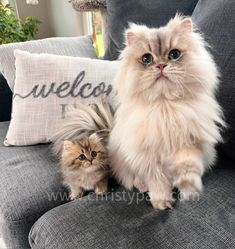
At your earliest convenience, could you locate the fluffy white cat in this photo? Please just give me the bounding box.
[109,15,225,209]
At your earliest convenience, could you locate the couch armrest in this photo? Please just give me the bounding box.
[69,0,106,12]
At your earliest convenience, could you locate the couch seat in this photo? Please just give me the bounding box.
[29,166,235,249]
[0,122,68,249]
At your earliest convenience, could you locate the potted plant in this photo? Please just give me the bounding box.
[0,1,40,44]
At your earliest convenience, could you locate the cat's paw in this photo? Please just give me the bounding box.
[176,173,203,201]
[149,191,174,210]
[134,178,148,192]
[151,199,173,210]
[135,182,148,193]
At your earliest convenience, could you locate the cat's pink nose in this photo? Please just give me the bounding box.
[157,64,167,71]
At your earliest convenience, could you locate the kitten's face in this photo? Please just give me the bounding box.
[119,16,217,102]
[61,133,108,170]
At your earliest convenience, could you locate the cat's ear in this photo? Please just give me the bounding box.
[126,31,137,46]
[63,140,73,151]
[125,23,149,46]
[180,18,192,32]
[125,23,139,46]
[169,15,193,33]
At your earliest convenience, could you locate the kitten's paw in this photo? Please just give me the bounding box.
[69,190,84,200]
[69,193,77,200]
[95,178,108,195]
[151,199,173,210]
[94,186,108,195]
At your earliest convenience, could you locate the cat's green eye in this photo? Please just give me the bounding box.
[78,154,86,161]
[91,151,97,158]
[141,53,153,65]
[168,49,181,60]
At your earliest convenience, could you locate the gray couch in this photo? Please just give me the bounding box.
[0,0,235,248]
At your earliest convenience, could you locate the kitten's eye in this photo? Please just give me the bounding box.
[168,49,181,60]
[141,53,153,65]
[78,154,86,161]
[91,151,97,158]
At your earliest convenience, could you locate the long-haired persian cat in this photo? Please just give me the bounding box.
[109,15,225,209]
[52,100,113,200]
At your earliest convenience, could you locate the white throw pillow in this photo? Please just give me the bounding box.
[4,50,119,146]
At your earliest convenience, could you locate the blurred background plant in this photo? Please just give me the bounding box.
[0,0,40,44]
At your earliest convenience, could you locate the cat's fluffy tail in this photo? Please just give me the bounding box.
[51,99,114,156]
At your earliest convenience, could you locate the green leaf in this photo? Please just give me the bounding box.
[0,1,40,45]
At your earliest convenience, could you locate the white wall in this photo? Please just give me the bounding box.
[12,0,88,38]
[48,0,85,37]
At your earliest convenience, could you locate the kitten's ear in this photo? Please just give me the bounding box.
[63,140,73,151]
[180,18,192,32]
[96,130,109,144]
[89,133,100,143]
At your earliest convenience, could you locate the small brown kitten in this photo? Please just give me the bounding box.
[52,100,113,200]
[61,133,109,199]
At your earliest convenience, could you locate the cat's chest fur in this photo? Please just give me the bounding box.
[116,100,200,156]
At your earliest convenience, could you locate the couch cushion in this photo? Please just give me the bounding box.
[29,166,235,249]
[0,122,68,249]
[104,0,199,60]
[0,36,97,90]
[192,0,235,162]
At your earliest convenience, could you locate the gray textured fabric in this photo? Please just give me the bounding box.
[29,166,235,249]
[0,122,68,249]
[104,0,199,60]
[0,36,97,90]
[192,0,235,162]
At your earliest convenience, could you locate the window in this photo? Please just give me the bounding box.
[92,12,104,57]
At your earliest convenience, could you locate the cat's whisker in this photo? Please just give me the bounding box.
[182,72,206,87]
[173,79,185,99]
[177,80,195,98]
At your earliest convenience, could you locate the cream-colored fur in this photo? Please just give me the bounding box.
[109,15,225,209]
